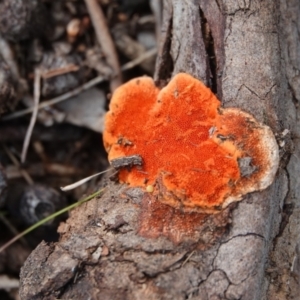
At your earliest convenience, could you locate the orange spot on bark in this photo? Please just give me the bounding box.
[138,194,207,244]
[138,193,232,245]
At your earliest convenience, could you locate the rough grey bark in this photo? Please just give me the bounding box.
[267,0,300,299]
[20,0,298,299]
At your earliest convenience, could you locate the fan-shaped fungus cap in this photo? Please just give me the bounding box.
[103,73,279,213]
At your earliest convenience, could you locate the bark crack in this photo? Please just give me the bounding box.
[273,169,292,242]
[264,83,277,98]
[219,232,265,246]
[199,7,217,94]
[241,84,261,100]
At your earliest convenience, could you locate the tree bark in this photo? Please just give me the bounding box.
[20,0,299,299]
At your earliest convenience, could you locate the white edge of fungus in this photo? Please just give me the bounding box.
[221,109,280,209]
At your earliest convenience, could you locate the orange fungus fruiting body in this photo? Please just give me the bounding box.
[103,73,279,213]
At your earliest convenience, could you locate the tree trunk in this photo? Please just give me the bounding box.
[19,0,299,299]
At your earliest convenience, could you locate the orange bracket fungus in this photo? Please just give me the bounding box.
[103,73,279,213]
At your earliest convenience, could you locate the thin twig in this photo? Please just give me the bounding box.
[121,48,157,71]
[2,144,33,185]
[3,75,106,121]
[21,69,41,163]
[0,189,104,254]
[84,0,122,91]
[60,168,112,191]
[41,64,79,79]
[0,275,19,290]
[2,48,157,121]
[181,251,195,267]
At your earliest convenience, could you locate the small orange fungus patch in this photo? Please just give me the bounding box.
[103,73,279,213]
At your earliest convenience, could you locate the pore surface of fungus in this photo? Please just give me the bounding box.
[104,73,279,213]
